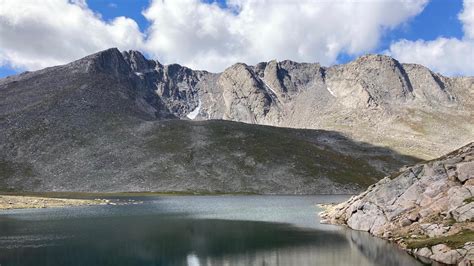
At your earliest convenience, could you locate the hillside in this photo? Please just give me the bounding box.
[0,48,420,193]
[0,117,418,193]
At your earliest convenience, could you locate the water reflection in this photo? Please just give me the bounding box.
[0,196,422,266]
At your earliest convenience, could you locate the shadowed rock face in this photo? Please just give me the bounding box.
[0,48,421,194]
[15,48,469,159]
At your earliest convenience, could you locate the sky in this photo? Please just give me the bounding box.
[0,0,473,78]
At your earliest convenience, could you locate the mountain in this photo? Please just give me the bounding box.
[0,48,421,194]
[4,48,470,160]
[320,142,473,265]
[102,49,472,159]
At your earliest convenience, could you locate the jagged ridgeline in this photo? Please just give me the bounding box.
[79,48,471,159]
[0,48,472,193]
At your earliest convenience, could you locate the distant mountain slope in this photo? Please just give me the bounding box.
[0,50,418,193]
[5,48,471,158]
[14,48,469,159]
[0,118,417,194]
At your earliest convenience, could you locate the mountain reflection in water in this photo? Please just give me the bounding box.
[0,195,422,266]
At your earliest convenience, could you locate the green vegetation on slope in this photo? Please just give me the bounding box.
[0,117,419,193]
[206,121,380,187]
[406,230,474,249]
[141,119,412,189]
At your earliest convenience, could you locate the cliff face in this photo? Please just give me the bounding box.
[321,143,474,265]
[211,54,474,159]
[105,50,473,159]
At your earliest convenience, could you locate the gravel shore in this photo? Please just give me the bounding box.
[0,195,106,210]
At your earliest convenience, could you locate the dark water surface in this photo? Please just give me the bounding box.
[0,195,422,266]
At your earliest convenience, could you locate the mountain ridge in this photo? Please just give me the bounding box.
[1,48,472,160]
[0,48,425,193]
[67,49,474,158]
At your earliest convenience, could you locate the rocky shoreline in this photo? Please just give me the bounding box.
[0,195,107,210]
[320,142,474,265]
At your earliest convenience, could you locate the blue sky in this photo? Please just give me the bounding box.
[87,0,465,43]
[88,0,466,61]
[0,0,472,78]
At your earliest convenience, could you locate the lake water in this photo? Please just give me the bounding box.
[0,195,422,266]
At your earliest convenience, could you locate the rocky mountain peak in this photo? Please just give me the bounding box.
[354,53,399,64]
[402,63,458,105]
[326,53,414,109]
[261,60,288,95]
[218,62,277,123]
[78,48,131,77]
[122,50,155,72]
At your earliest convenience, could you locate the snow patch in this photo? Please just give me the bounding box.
[135,69,157,76]
[186,99,201,120]
[261,79,278,97]
[326,86,336,97]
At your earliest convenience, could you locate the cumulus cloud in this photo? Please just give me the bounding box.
[387,0,474,76]
[0,0,429,72]
[143,0,428,71]
[0,0,144,70]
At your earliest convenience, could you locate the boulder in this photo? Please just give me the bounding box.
[452,203,474,222]
[430,244,463,265]
[416,247,433,258]
[457,161,474,183]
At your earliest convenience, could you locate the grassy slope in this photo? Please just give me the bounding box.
[0,118,420,193]
[406,230,474,249]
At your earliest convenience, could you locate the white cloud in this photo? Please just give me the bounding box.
[389,38,474,76]
[0,0,429,72]
[459,0,474,39]
[387,0,474,76]
[143,0,428,72]
[0,0,144,70]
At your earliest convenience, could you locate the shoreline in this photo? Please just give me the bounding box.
[0,191,355,200]
[0,193,349,211]
[318,143,474,265]
[0,191,261,199]
[319,203,473,265]
[0,195,108,210]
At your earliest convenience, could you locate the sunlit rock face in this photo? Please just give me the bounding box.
[54,48,473,159]
[321,142,474,265]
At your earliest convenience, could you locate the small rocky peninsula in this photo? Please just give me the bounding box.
[321,142,474,265]
[0,195,106,210]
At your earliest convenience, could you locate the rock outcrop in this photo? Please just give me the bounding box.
[321,142,474,265]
